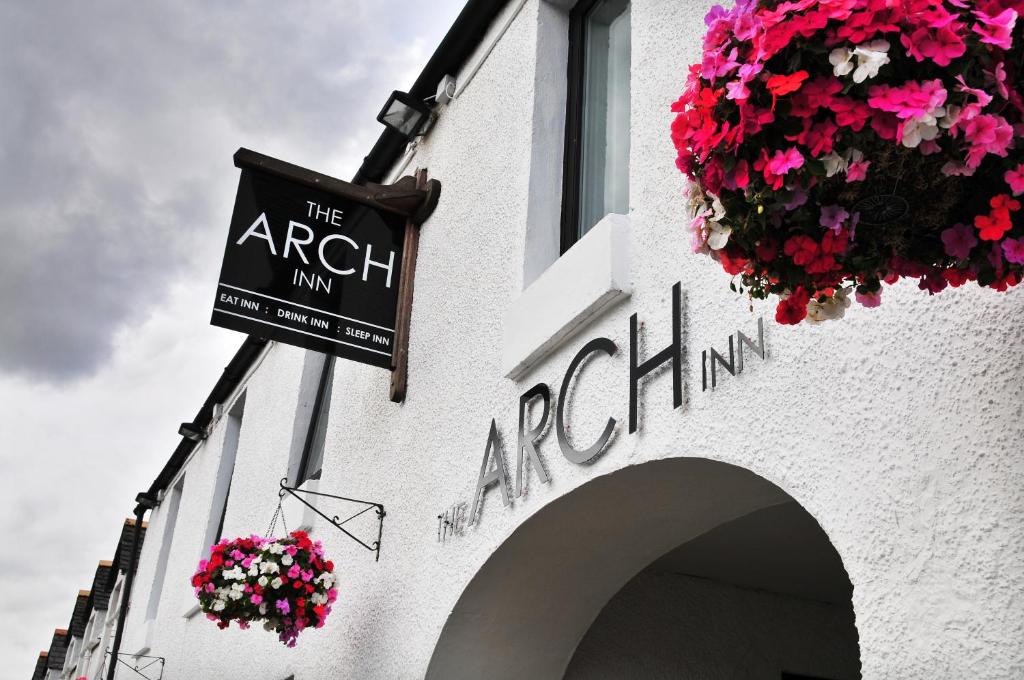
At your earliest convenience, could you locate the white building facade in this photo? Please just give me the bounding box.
[57,1,1024,678]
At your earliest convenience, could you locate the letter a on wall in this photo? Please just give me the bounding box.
[211,150,407,369]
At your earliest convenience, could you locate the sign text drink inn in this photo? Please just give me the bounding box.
[437,283,768,540]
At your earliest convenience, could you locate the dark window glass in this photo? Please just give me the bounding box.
[561,0,631,251]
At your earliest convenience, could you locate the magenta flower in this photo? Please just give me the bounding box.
[1005,165,1024,196]
[985,61,1009,99]
[1002,238,1024,265]
[972,8,1017,50]
[989,241,1005,276]
[820,205,849,233]
[276,599,290,615]
[287,564,301,579]
[855,289,882,308]
[867,79,946,120]
[250,593,263,605]
[962,114,1014,169]
[846,159,870,182]
[941,223,977,259]
[901,25,966,67]
[767,147,804,176]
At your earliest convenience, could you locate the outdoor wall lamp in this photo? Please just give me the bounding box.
[376,90,434,139]
[178,421,206,442]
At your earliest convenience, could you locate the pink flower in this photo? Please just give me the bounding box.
[287,564,301,579]
[973,8,1017,50]
[1005,165,1024,195]
[941,223,978,259]
[985,61,1009,99]
[867,79,947,120]
[1002,238,1024,265]
[962,114,1014,168]
[767,147,805,176]
[855,289,882,308]
[846,159,870,182]
[820,205,849,233]
[250,593,263,605]
[901,24,966,67]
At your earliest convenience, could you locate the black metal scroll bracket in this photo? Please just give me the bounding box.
[107,652,165,680]
[278,478,386,562]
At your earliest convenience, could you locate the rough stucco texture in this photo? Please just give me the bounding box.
[119,0,1024,678]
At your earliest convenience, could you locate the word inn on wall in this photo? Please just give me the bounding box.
[437,283,768,541]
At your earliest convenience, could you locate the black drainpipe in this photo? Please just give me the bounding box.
[106,492,157,680]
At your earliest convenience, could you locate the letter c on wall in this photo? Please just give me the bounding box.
[557,337,618,464]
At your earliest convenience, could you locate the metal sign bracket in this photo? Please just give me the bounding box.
[277,478,386,562]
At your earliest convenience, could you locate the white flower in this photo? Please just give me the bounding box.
[806,289,852,324]
[228,589,244,600]
[705,197,731,250]
[222,566,244,580]
[821,151,848,177]
[267,542,285,555]
[260,560,280,574]
[281,554,294,566]
[829,47,854,77]
[259,603,268,615]
[707,222,731,250]
[901,104,946,148]
[901,118,938,148]
[258,575,269,587]
[851,40,890,83]
[212,600,225,612]
[939,105,961,130]
[271,577,283,589]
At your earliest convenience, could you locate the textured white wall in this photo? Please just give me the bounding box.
[119,0,1024,678]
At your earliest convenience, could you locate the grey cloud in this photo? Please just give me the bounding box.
[0,0,460,381]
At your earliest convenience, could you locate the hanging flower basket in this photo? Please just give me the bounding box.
[672,0,1024,324]
[192,531,337,647]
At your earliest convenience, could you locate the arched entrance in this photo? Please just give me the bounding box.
[427,458,860,679]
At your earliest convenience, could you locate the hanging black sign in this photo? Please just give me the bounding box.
[211,152,407,369]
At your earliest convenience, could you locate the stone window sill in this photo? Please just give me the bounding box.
[502,213,631,380]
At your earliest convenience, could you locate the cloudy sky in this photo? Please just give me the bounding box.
[0,1,463,676]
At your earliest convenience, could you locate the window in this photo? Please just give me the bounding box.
[202,392,245,553]
[290,352,334,486]
[146,477,183,621]
[561,0,631,252]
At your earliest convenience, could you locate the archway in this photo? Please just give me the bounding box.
[427,458,860,679]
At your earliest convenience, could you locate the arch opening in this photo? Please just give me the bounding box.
[427,458,860,680]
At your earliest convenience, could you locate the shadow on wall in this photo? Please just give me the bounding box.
[427,457,860,680]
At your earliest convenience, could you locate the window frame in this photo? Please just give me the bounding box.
[558,0,630,254]
[559,0,598,255]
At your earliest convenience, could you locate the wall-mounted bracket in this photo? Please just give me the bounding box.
[277,478,386,562]
[107,652,165,680]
